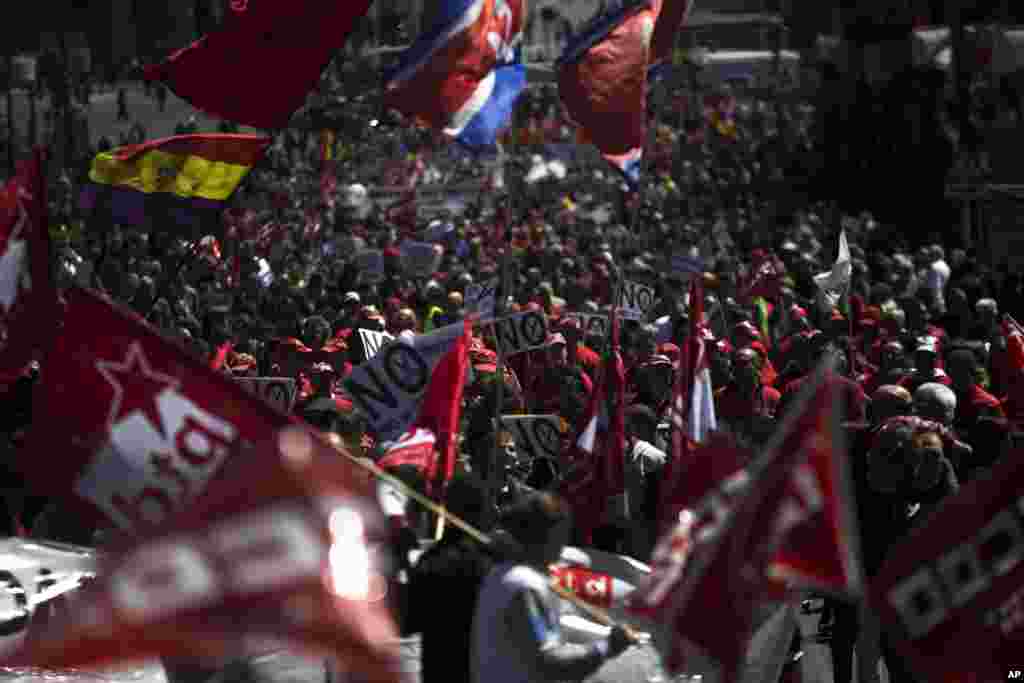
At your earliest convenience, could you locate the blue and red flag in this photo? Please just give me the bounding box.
[384,0,528,153]
[558,0,659,186]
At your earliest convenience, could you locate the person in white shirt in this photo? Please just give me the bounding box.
[924,245,951,315]
[472,493,634,683]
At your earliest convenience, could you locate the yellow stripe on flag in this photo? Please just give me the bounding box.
[89,149,252,202]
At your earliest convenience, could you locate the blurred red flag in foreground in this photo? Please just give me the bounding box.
[8,426,402,683]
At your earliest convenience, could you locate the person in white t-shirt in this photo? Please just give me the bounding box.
[471,493,634,683]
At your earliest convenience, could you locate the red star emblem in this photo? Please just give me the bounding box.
[95,342,181,436]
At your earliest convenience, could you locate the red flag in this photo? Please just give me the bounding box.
[645,359,842,680]
[8,426,402,683]
[558,1,656,158]
[420,319,471,492]
[0,148,56,381]
[868,443,1024,682]
[21,287,294,531]
[145,1,373,130]
[560,313,626,542]
[604,311,627,497]
[650,0,696,63]
[660,277,713,524]
[209,341,233,371]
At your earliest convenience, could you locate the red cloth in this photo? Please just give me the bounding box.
[715,385,781,423]
[558,1,654,157]
[783,373,867,423]
[956,383,1004,426]
[146,1,372,129]
[21,287,294,531]
[419,320,471,493]
[0,149,56,379]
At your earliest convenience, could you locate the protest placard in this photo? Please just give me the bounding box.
[235,377,298,414]
[400,241,443,279]
[354,249,385,284]
[566,312,609,339]
[465,278,499,318]
[501,415,563,460]
[355,329,396,363]
[492,310,550,356]
[343,322,464,442]
[618,280,657,321]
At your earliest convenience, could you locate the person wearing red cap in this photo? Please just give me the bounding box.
[897,336,952,394]
[715,348,781,430]
[732,321,778,387]
[560,317,600,378]
[528,333,593,421]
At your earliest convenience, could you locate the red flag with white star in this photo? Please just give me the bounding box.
[21,286,294,532]
[0,148,56,383]
[7,426,403,683]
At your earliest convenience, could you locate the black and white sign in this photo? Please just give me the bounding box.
[492,310,550,356]
[235,377,298,414]
[566,313,609,340]
[354,249,385,284]
[465,278,499,318]
[671,253,704,277]
[356,329,395,363]
[343,322,464,442]
[502,415,564,460]
[618,280,657,321]
[400,241,443,279]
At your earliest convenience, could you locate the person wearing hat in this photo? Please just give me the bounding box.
[868,385,914,426]
[421,280,448,332]
[715,348,781,432]
[528,333,593,423]
[945,348,1004,434]
[898,336,951,395]
[860,340,911,396]
[559,317,600,378]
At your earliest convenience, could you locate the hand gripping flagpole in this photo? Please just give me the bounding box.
[323,434,643,641]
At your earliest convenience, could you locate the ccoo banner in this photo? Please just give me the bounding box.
[492,310,550,356]
[618,280,657,321]
[868,449,1024,682]
[234,377,298,414]
[501,414,564,460]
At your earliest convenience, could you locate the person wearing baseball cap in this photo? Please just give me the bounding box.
[898,336,951,395]
[559,317,600,378]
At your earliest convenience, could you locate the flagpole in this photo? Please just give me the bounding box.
[323,434,641,639]
[486,135,514,524]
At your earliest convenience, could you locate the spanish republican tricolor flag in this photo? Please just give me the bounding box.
[320,129,336,165]
[79,134,270,234]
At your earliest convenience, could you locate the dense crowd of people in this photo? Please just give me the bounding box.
[4,57,1023,682]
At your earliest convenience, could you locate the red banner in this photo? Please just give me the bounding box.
[21,287,294,531]
[8,427,401,682]
[869,447,1024,681]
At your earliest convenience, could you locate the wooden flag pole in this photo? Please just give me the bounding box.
[323,434,641,639]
